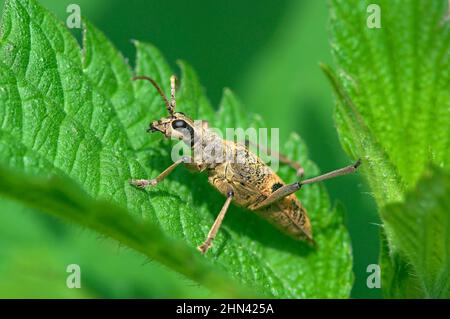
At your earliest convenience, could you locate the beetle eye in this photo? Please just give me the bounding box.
[172,120,187,129]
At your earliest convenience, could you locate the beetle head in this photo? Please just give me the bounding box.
[149,112,196,145]
[133,75,199,146]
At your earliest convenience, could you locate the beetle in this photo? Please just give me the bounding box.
[130,75,361,253]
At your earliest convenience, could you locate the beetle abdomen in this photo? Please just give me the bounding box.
[255,194,313,242]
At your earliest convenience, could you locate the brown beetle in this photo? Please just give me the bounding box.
[130,75,360,253]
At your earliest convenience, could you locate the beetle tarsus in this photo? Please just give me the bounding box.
[129,179,157,188]
[197,239,212,254]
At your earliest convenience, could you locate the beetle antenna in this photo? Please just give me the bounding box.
[170,75,177,111]
[132,76,174,115]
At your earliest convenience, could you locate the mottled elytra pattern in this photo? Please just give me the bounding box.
[271,182,284,192]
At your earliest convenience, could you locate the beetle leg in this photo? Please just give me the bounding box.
[277,151,305,177]
[129,156,191,188]
[251,159,361,210]
[198,189,234,254]
[300,159,361,186]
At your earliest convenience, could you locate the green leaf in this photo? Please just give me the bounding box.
[326,0,449,297]
[0,199,212,298]
[379,228,423,298]
[0,0,352,297]
[327,0,449,203]
[0,165,252,298]
[381,167,450,298]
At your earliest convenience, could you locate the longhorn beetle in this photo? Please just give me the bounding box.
[130,75,361,254]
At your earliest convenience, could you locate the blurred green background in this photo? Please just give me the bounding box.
[0,0,380,298]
